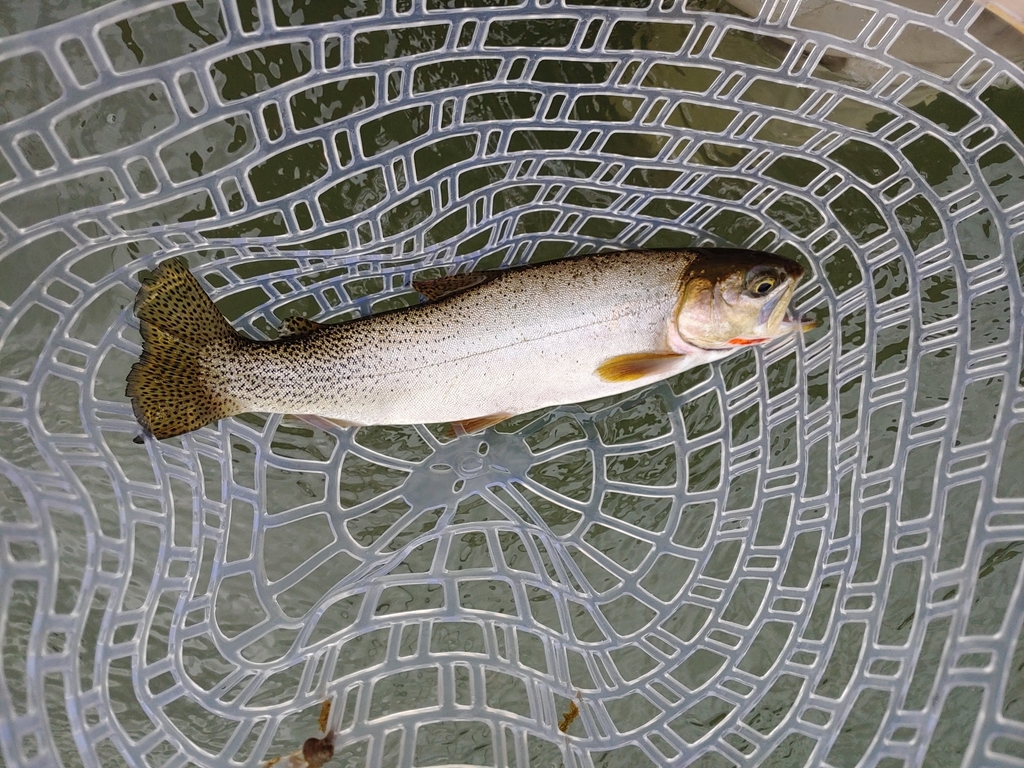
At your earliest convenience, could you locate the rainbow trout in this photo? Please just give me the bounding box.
[126,248,807,440]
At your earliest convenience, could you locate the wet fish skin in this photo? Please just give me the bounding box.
[126,248,805,439]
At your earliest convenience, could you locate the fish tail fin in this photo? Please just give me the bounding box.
[126,259,245,440]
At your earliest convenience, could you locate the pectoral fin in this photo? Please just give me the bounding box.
[596,352,685,382]
[280,316,326,338]
[414,272,499,301]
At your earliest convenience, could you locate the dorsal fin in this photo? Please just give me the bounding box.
[279,316,325,338]
[413,272,499,301]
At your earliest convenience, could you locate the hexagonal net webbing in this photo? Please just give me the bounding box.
[0,0,1023,766]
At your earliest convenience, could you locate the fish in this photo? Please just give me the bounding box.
[126,248,809,440]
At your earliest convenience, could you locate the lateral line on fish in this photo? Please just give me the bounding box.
[311,309,680,384]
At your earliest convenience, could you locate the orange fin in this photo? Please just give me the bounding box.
[280,316,326,338]
[413,272,499,301]
[596,352,684,382]
[453,412,513,434]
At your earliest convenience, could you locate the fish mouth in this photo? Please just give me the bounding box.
[779,310,817,335]
[729,309,815,348]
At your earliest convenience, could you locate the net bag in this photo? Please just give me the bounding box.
[1,0,1023,766]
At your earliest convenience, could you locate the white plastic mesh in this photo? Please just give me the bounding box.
[1,0,1023,766]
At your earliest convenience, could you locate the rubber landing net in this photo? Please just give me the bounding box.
[1,0,1023,766]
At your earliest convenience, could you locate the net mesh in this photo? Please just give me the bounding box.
[1,0,1023,766]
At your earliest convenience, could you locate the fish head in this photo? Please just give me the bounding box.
[673,249,807,351]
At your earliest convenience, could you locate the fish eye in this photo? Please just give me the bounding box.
[746,269,779,297]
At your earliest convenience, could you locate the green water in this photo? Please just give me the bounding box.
[2,6,1021,767]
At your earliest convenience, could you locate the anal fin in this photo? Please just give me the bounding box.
[413,272,499,301]
[452,412,513,435]
[290,414,360,432]
[596,352,684,383]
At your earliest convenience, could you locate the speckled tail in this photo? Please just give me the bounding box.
[126,259,242,440]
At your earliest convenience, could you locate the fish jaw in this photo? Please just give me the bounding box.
[727,308,815,346]
[756,285,790,328]
[722,283,801,346]
[725,310,813,347]
[780,312,817,335]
